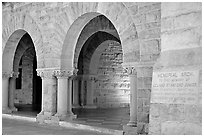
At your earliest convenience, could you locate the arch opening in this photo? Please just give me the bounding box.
[12,33,42,114]
[69,15,130,129]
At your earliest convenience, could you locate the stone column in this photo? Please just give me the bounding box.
[72,77,80,108]
[80,78,85,106]
[54,70,76,120]
[123,67,138,134]
[84,75,97,108]
[127,67,137,127]
[2,72,12,114]
[9,71,19,112]
[67,77,76,119]
[36,69,57,123]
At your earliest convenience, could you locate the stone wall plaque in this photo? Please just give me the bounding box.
[151,70,199,104]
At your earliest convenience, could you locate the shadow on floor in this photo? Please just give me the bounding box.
[11,105,130,130]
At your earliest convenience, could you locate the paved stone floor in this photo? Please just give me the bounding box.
[2,118,107,135]
[73,107,130,130]
[8,106,130,133]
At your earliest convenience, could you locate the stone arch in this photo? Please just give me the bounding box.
[74,15,120,69]
[2,14,44,74]
[60,2,139,70]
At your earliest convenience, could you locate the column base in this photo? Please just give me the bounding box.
[127,121,137,127]
[54,112,77,121]
[83,104,97,109]
[123,125,138,135]
[2,107,12,114]
[10,107,18,112]
[36,111,58,124]
[72,104,81,108]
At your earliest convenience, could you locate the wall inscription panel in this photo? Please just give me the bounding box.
[151,70,199,104]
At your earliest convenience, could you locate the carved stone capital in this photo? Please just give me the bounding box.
[11,71,19,78]
[2,71,13,79]
[54,70,73,78]
[73,69,78,76]
[37,69,55,79]
[123,67,137,75]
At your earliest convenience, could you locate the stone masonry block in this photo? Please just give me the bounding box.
[184,104,202,123]
[148,117,161,134]
[137,77,152,89]
[141,54,160,62]
[137,98,143,112]
[161,121,202,135]
[158,104,169,122]
[128,5,138,15]
[138,28,160,39]
[161,2,201,18]
[132,13,146,25]
[137,122,148,134]
[149,103,160,118]
[139,3,161,14]
[138,89,151,98]
[138,112,149,123]
[137,67,153,78]
[141,39,160,55]
[124,50,140,62]
[174,11,201,30]
[162,27,201,51]
[145,21,161,30]
[123,2,138,8]
[168,104,185,121]
[145,10,161,23]
[120,23,138,44]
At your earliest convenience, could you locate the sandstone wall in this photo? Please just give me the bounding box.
[149,2,202,135]
[94,41,130,108]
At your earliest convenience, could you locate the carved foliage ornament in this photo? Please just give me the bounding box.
[2,72,13,79]
[37,70,55,79]
[2,71,19,79]
[54,69,78,78]
[123,67,137,75]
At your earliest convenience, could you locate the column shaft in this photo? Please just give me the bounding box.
[2,78,11,113]
[73,78,80,108]
[57,78,68,115]
[9,77,17,111]
[127,74,137,127]
[80,79,84,106]
[66,78,76,119]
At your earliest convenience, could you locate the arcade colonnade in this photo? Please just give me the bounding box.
[2,2,144,131]
[2,2,201,135]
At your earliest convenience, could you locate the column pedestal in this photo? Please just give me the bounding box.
[36,69,57,124]
[54,70,77,121]
[123,67,138,135]
[9,76,18,112]
[2,72,12,114]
